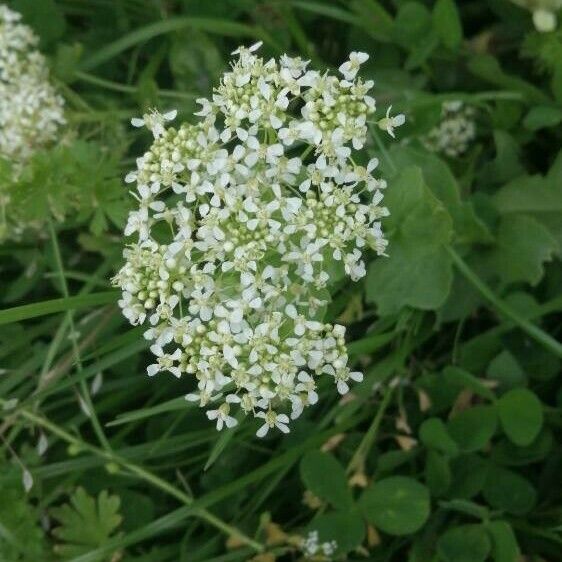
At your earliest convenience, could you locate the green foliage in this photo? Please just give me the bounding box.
[50,488,123,561]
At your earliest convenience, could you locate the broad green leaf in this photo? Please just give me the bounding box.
[448,454,489,499]
[448,406,497,452]
[359,476,430,536]
[468,55,548,104]
[307,509,365,554]
[12,0,65,46]
[486,520,520,562]
[419,418,459,456]
[487,351,526,391]
[425,450,451,496]
[393,2,432,46]
[494,151,562,249]
[366,166,453,315]
[483,466,536,514]
[488,215,558,286]
[386,146,492,245]
[497,388,544,446]
[300,451,353,510]
[433,0,462,49]
[437,524,491,562]
[523,106,562,131]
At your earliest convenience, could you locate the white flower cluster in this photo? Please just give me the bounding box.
[421,100,475,158]
[114,43,402,436]
[0,5,65,165]
[511,0,562,32]
[300,530,337,558]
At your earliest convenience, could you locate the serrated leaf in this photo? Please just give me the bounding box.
[300,451,353,510]
[366,166,453,315]
[359,476,430,536]
[488,215,558,286]
[50,488,122,561]
[497,388,544,446]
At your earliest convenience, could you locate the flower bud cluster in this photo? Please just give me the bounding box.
[422,100,475,158]
[0,5,65,165]
[114,44,402,436]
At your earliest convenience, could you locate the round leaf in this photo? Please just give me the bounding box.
[300,451,353,510]
[448,405,497,452]
[438,525,491,562]
[420,417,459,456]
[487,520,520,562]
[359,476,430,536]
[307,509,365,554]
[483,466,536,515]
[498,388,543,446]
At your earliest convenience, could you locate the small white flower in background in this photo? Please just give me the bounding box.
[0,4,66,239]
[0,5,66,163]
[421,100,476,158]
[113,43,401,437]
[510,0,562,32]
[300,530,338,558]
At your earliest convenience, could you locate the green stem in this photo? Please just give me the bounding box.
[447,246,562,359]
[347,384,394,475]
[47,219,113,452]
[9,404,263,552]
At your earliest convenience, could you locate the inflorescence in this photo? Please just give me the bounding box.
[421,100,475,158]
[114,43,403,436]
[0,5,65,165]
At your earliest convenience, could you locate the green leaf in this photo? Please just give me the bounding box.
[433,0,463,49]
[0,292,118,325]
[523,106,562,131]
[448,406,497,452]
[300,451,353,510]
[439,498,490,520]
[387,146,492,245]
[497,388,544,446]
[12,0,66,47]
[366,166,453,315]
[307,509,365,554]
[443,366,495,401]
[425,450,451,496]
[50,488,122,561]
[486,520,520,562]
[437,524,491,562]
[419,418,459,456]
[448,454,489,499]
[483,466,536,514]
[488,215,558,286]
[359,476,430,536]
[494,151,562,249]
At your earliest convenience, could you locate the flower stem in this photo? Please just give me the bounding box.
[447,246,562,358]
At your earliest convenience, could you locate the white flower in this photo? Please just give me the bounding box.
[377,106,405,138]
[338,51,369,80]
[131,109,177,138]
[256,411,290,437]
[113,43,400,436]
